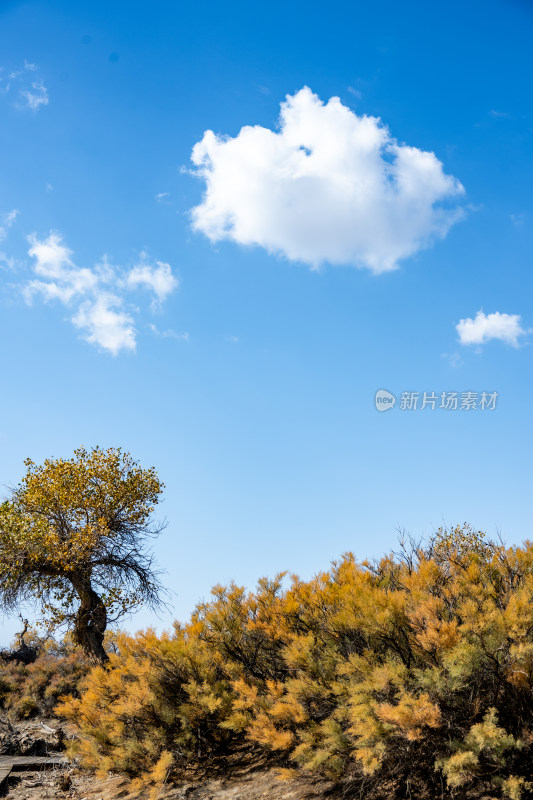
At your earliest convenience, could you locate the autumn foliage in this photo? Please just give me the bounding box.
[0,630,89,719]
[51,526,533,798]
[0,447,164,663]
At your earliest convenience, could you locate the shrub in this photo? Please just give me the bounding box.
[57,527,533,798]
[0,632,90,719]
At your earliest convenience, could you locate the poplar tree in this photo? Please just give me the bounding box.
[0,446,165,663]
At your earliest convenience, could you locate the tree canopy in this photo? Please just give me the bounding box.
[0,446,165,662]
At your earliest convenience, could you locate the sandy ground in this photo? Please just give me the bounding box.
[1,767,338,800]
[0,717,337,800]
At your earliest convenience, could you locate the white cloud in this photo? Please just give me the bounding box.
[28,231,73,278]
[190,87,465,273]
[441,351,463,368]
[0,62,48,111]
[155,192,170,202]
[347,86,363,99]
[23,233,178,354]
[127,258,179,303]
[0,253,16,271]
[0,209,19,241]
[25,232,98,301]
[510,213,525,228]
[73,295,136,355]
[456,311,529,348]
[148,323,189,340]
[20,80,49,111]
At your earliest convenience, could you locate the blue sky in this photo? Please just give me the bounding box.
[0,0,532,642]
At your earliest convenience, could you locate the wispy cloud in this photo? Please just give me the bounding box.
[126,255,179,305]
[456,310,529,348]
[510,213,525,228]
[155,192,170,203]
[347,86,363,99]
[0,62,49,111]
[23,232,179,355]
[190,87,465,273]
[20,80,48,111]
[0,206,20,271]
[441,351,463,368]
[148,323,189,341]
[0,209,19,241]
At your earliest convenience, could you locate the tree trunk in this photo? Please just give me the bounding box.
[71,574,108,663]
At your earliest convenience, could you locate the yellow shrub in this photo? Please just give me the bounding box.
[55,528,533,798]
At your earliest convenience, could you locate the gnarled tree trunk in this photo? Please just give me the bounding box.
[71,574,108,663]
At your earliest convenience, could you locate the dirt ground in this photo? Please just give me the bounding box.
[0,717,338,800]
[1,767,339,800]
[0,717,501,800]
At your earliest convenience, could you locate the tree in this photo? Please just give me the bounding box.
[0,447,165,663]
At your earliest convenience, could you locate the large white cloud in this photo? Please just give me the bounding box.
[190,87,465,272]
[24,233,178,355]
[456,310,529,348]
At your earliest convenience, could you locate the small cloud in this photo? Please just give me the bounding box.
[226,335,239,343]
[0,252,17,272]
[73,294,136,355]
[20,79,48,111]
[490,109,510,119]
[0,209,19,241]
[456,310,529,348]
[155,192,170,203]
[148,323,189,341]
[22,233,179,355]
[46,183,54,193]
[347,86,362,99]
[27,232,75,279]
[127,256,179,304]
[0,61,48,111]
[441,351,463,368]
[510,213,525,228]
[257,85,271,95]
[24,232,98,303]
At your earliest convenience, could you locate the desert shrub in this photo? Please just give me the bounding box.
[0,632,90,718]
[57,626,237,794]
[58,526,533,798]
